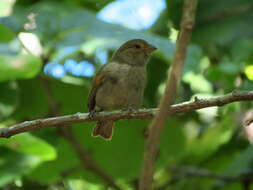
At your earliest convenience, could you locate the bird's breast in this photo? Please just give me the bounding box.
[96,63,147,110]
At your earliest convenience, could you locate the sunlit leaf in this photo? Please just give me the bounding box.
[0,133,56,161]
[0,24,15,42]
[0,148,42,187]
[186,116,236,163]
[0,53,42,82]
[245,65,253,81]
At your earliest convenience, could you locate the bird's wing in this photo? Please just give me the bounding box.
[87,65,108,112]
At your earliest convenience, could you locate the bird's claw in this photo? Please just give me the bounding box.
[121,107,138,113]
[88,110,97,118]
[88,109,104,118]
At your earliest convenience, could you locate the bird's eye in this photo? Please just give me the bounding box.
[134,44,141,49]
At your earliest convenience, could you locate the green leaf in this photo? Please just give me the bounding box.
[0,133,57,161]
[12,78,49,119]
[0,148,42,187]
[51,78,89,114]
[194,0,253,47]
[224,145,253,177]
[0,14,27,33]
[206,65,237,92]
[27,138,80,184]
[0,81,18,120]
[15,0,113,12]
[183,71,213,93]
[0,24,15,43]
[218,57,240,75]
[184,45,203,73]
[0,53,42,82]
[145,56,169,107]
[186,116,236,163]
[159,119,186,164]
[231,39,253,63]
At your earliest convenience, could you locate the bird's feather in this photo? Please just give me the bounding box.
[87,65,107,112]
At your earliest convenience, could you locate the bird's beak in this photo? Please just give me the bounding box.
[145,45,157,54]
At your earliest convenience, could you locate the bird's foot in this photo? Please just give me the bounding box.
[88,110,96,118]
[121,107,138,113]
[88,109,103,118]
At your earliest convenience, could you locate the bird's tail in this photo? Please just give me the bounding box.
[92,120,114,140]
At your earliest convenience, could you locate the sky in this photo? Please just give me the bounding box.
[97,0,166,30]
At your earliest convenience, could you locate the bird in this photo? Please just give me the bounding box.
[87,39,157,140]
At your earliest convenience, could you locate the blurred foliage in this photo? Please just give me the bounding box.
[0,0,253,189]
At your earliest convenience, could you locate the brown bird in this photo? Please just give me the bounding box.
[88,39,157,140]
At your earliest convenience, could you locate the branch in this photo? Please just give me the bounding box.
[139,0,198,189]
[0,91,252,138]
[170,166,248,182]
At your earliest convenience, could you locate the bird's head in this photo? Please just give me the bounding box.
[112,39,157,66]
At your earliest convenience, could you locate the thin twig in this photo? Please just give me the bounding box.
[157,166,253,190]
[39,75,61,116]
[170,167,243,182]
[139,0,198,189]
[59,128,122,190]
[0,90,252,138]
